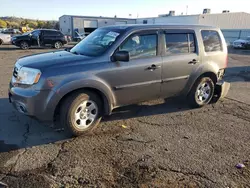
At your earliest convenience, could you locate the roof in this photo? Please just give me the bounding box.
[34,29,59,31]
[101,24,217,31]
[137,12,250,20]
[60,15,135,20]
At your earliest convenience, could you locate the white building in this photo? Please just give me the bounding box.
[136,12,250,29]
[59,15,136,37]
[59,12,250,43]
[136,12,250,44]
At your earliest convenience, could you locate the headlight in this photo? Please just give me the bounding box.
[16,67,41,85]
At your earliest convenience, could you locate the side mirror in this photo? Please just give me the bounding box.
[113,51,129,62]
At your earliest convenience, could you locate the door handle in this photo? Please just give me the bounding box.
[188,59,199,64]
[146,64,161,71]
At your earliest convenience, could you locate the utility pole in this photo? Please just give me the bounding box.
[186,5,188,15]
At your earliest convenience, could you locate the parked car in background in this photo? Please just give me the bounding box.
[233,36,250,49]
[11,29,67,49]
[0,33,11,45]
[9,24,229,136]
[2,28,22,36]
[74,31,87,42]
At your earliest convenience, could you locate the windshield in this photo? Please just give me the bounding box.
[70,28,123,57]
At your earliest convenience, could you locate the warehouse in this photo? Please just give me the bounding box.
[136,10,250,44]
[59,15,136,38]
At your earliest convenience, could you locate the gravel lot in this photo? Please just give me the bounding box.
[0,45,249,188]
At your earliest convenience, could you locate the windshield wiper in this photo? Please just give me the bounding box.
[70,51,80,55]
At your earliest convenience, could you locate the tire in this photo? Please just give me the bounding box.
[20,41,29,50]
[60,91,103,136]
[0,39,3,45]
[188,77,215,108]
[54,41,62,49]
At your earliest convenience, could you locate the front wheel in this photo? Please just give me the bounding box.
[54,41,62,49]
[60,91,103,136]
[188,77,215,108]
[20,41,29,50]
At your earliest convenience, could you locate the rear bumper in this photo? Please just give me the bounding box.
[215,81,230,99]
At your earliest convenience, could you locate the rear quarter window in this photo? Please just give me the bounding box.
[201,30,222,52]
[44,30,62,37]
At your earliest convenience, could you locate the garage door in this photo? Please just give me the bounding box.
[115,21,127,25]
[84,20,98,28]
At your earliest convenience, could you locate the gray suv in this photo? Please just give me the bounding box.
[9,24,229,136]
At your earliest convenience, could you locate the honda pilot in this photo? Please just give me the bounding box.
[9,24,229,136]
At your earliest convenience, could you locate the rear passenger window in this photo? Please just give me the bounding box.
[165,33,196,55]
[201,30,222,52]
[44,31,60,36]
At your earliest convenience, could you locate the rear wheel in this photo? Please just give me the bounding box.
[0,39,3,45]
[60,91,103,136]
[188,77,215,108]
[20,41,29,50]
[54,41,62,49]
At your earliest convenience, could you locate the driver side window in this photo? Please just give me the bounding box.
[32,31,40,38]
[119,34,157,59]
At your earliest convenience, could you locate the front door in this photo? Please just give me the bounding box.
[100,31,162,106]
[30,30,41,46]
[161,30,200,98]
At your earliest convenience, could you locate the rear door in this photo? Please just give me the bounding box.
[42,30,55,45]
[161,29,200,97]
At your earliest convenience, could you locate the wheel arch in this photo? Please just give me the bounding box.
[184,71,218,96]
[53,86,113,122]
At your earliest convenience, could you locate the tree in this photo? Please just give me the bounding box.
[6,21,19,28]
[0,19,7,28]
[54,22,59,30]
[37,21,45,28]
[44,21,53,29]
[21,19,28,26]
[27,21,38,29]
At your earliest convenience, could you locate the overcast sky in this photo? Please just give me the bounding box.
[0,0,249,20]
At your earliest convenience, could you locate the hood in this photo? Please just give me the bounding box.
[13,33,30,38]
[17,50,94,70]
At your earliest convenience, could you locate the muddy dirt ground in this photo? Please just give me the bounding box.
[0,45,249,188]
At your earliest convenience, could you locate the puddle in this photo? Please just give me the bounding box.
[0,140,19,152]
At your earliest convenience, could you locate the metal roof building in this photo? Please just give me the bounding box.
[136,12,250,29]
[59,15,135,37]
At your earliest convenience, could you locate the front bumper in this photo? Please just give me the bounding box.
[9,83,57,122]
